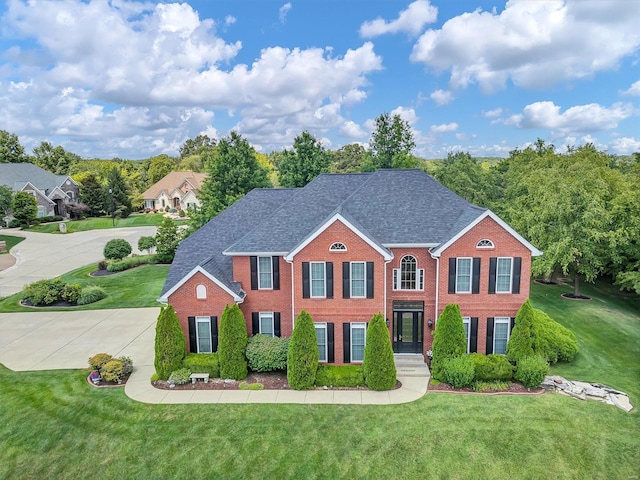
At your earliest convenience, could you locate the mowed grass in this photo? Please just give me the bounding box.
[24,213,185,233]
[0,263,169,312]
[0,279,638,479]
[0,234,25,253]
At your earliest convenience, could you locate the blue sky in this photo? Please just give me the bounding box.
[1,0,638,160]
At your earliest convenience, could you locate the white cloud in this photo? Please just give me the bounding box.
[608,136,640,153]
[360,0,437,38]
[483,108,503,118]
[390,106,419,125]
[279,3,292,24]
[225,15,236,27]
[430,89,454,106]
[340,121,367,138]
[430,123,458,133]
[410,0,640,93]
[621,80,640,96]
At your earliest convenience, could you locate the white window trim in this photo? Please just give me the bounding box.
[462,317,471,354]
[329,242,347,252]
[393,255,425,291]
[350,261,366,298]
[315,322,328,362]
[259,311,274,337]
[195,316,212,353]
[476,239,494,248]
[455,257,473,294]
[196,284,207,299]
[257,256,273,290]
[310,261,326,298]
[496,257,513,294]
[493,317,511,355]
[350,322,366,363]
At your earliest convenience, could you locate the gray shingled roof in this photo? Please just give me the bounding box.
[0,163,69,195]
[162,169,487,298]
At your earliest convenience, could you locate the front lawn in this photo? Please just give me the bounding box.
[0,263,169,312]
[24,213,186,233]
[0,234,25,253]
[0,279,638,479]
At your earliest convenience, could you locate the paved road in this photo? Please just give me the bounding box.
[0,226,157,297]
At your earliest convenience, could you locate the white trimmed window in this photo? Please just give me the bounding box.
[350,262,366,298]
[196,316,212,353]
[259,312,274,337]
[496,257,513,293]
[329,242,347,252]
[311,262,326,298]
[393,255,425,290]
[494,317,511,354]
[351,322,366,362]
[462,317,471,354]
[456,258,472,293]
[196,284,207,299]
[37,205,47,218]
[315,323,327,362]
[477,239,494,248]
[257,256,273,289]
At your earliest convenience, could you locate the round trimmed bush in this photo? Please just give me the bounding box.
[469,353,514,381]
[218,304,248,380]
[442,355,475,388]
[515,355,549,388]
[100,360,125,383]
[363,313,396,391]
[103,238,132,260]
[287,310,318,390]
[88,353,113,371]
[246,335,289,372]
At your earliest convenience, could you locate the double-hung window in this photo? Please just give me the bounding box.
[196,316,212,353]
[259,312,274,337]
[311,262,326,298]
[493,317,510,354]
[496,258,513,293]
[350,262,365,298]
[315,323,327,362]
[462,317,471,354]
[456,258,472,293]
[258,256,273,289]
[351,323,366,362]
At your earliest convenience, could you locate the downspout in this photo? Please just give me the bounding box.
[430,249,440,326]
[286,257,295,330]
[383,257,392,323]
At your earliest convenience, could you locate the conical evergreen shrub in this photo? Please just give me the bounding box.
[363,313,396,391]
[431,303,466,381]
[507,299,536,363]
[287,310,319,390]
[154,304,186,380]
[218,304,248,380]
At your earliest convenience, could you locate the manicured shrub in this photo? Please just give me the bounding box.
[532,309,578,363]
[154,304,186,380]
[514,355,549,388]
[363,313,396,391]
[315,365,365,387]
[442,355,475,388]
[98,260,108,271]
[77,286,106,305]
[88,353,113,371]
[150,373,160,382]
[106,255,156,272]
[431,304,467,381]
[507,300,536,363]
[100,360,125,383]
[137,236,156,254]
[239,381,264,390]
[246,335,290,372]
[61,283,82,304]
[218,304,248,380]
[183,353,220,378]
[23,278,66,305]
[103,238,132,261]
[287,310,318,390]
[168,367,192,385]
[469,353,514,382]
[117,355,134,375]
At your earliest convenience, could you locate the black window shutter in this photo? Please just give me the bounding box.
[486,317,495,354]
[510,317,516,332]
[252,312,259,335]
[211,316,218,352]
[274,312,281,337]
[448,257,456,294]
[470,317,478,353]
[250,256,258,290]
[488,257,497,294]
[302,262,310,298]
[343,323,351,363]
[272,256,280,290]
[472,258,481,294]
[326,262,334,299]
[327,323,335,363]
[342,262,350,299]
[188,316,197,353]
[512,257,522,294]
[366,262,374,298]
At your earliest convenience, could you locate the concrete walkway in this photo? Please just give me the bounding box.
[0,226,157,297]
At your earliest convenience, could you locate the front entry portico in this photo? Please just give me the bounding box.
[392,300,424,354]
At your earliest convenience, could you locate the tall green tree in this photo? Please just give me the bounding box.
[278,131,330,187]
[191,131,270,230]
[0,130,28,163]
[363,313,396,391]
[32,141,79,174]
[179,134,217,159]
[77,172,105,216]
[105,167,132,219]
[11,191,38,226]
[218,304,248,380]
[329,143,366,173]
[363,113,415,171]
[287,310,319,390]
[431,304,466,382]
[154,304,186,380]
[146,154,178,184]
[155,217,182,263]
[0,185,14,221]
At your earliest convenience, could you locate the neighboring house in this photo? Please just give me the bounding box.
[0,162,79,219]
[160,169,541,364]
[141,171,207,211]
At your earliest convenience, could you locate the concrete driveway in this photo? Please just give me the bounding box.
[0,226,157,297]
[0,308,159,371]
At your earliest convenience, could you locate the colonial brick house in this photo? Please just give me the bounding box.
[159,169,541,364]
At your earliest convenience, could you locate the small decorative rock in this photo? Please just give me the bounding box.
[542,376,633,412]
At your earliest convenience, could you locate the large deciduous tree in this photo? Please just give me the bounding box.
[146,154,178,184]
[363,113,415,171]
[0,130,28,163]
[32,141,79,174]
[179,134,217,159]
[11,191,38,226]
[0,185,14,221]
[278,131,330,187]
[329,143,366,173]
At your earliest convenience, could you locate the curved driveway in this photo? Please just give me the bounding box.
[0,226,157,297]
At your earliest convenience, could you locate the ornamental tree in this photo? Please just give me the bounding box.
[218,304,248,380]
[363,312,396,391]
[431,303,467,381]
[154,304,186,380]
[506,300,535,364]
[11,191,38,226]
[103,238,132,260]
[155,217,181,263]
[287,310,318,389]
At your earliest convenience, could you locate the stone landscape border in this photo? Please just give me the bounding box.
[541,376,633,412]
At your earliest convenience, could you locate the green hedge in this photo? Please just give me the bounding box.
[442,355,475,388]
[315,365,365,387]
[23,278,66,305]
[183,353,220,378]
[246,335,289,372]
[106,255,157,272]
[469,353,514,381]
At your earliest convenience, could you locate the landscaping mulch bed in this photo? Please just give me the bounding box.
[20,299,77,308]
[86,372,131,388]
[89,269,116,277]
[428,381,544,395]
[561,293,592,301]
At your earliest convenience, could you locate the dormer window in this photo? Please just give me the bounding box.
[476,239,494,249]
[329,242,347,252]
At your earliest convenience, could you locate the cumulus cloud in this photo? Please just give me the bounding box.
[621,80,640,96]
[279,3,292,24]
[360,0,438,38]
[430,123,458,133]
[483,108,503,118]
[608,136,640,153]
[430,89,454,106]
[340,121,367,139]
[410,0,640,93]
